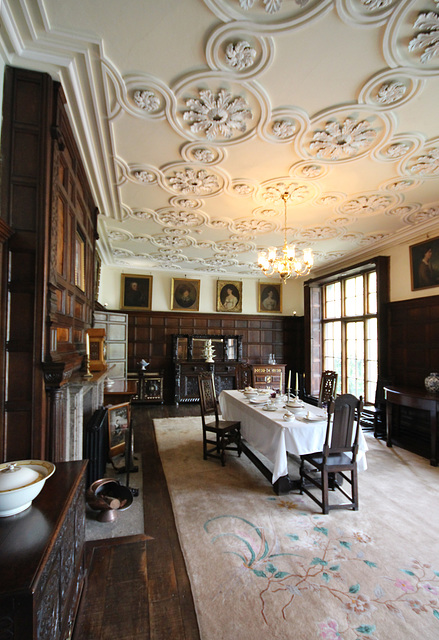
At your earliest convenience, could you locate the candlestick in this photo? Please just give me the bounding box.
[83,332,93,378]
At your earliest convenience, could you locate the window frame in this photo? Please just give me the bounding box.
[304,257,389,403]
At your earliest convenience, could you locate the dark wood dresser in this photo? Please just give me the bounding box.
[0,460,88,639]
[173,334,242,403]
[251,364,286,393]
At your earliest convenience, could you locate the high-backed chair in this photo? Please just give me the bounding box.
[360,377,391,439]
[198,373,242,466]
[299,393,363,514]
[318,370,338,407]
[235,362,253,390]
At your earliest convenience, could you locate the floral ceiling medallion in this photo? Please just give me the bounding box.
[225,41,256,70]
[409,11,439,63]
[409,147,439,176]
[310,118,377,160]
[133,89,160,112]
[376,81,407,104]
[168,168,220,194]
[183,89,252,140]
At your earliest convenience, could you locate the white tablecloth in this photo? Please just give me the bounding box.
[219,390,368,483]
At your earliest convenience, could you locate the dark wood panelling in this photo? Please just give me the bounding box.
[388,294,439,389]
[123,310,304,403]
[0,67,98,461]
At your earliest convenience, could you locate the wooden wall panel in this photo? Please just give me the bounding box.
[0,67,98,461]
[388,294,439,389]
[124,310,304,403]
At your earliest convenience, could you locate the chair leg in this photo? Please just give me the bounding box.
[203,432,207,460]
[351,467,359,510]
[237,428,242,457]
[220,436,226,466]
[299,459,305,494]
[321,470,329,515]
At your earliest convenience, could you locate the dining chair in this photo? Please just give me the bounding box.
[360,377,391,439]
[318,370,338,407]
[197,373,242,466]
[235,362,253,390]
[299,393,363,514]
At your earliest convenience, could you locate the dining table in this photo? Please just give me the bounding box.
[218,389,368,494]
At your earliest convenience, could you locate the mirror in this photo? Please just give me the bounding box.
[172,334,242,362]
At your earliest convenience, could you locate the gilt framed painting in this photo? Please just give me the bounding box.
[216,280,242,313]
[171,278,200,311]
[121,274,152,310]
[410,236,439,291]
[258,283,282,313]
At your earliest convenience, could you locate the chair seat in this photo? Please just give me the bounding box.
[302,451,354,469]
[205,419,239,431]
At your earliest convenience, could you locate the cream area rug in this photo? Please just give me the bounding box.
[153,417,439,640]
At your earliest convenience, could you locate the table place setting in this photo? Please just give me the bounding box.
[296,409,326,423]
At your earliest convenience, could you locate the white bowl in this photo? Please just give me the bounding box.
[0,460,56,517]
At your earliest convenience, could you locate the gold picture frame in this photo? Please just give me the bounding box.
[107,402,130,458]
[216,280,242,313]
[258,282,282,313]
[409,236,439,291]
[121,274,152,310]
[171,278,200,311]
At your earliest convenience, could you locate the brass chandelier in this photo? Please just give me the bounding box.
[258,191,313,283]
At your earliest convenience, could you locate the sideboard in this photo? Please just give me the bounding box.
[0,460,88,639]
[384,386,438,466]
[251,364,286,394]
[173,334,242,403]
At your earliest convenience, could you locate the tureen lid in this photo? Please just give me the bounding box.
[0,462,42,491]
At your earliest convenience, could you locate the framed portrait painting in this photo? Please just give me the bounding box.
[410,236,439,291]
[216,280,242,313]
[121,274,152,310]
[107,402,130,458]
[171,278,200,311]
[258,282,282,313]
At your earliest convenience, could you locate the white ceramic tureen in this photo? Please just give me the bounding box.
[0,460,56,517]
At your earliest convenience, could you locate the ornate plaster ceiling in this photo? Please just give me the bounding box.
[1,0,439,278]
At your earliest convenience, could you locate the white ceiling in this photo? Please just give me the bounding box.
[2,0,439,279]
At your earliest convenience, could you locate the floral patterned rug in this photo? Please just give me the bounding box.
[153,417,439,640]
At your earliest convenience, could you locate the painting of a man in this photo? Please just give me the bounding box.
[410,238,439,291]
[172,279,200,311]
[121,275,152,309]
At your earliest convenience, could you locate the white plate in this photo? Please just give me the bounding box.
[249,397,268,404]
[263,406,278,412]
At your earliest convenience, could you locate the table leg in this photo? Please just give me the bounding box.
[430,408,438,466]
[386,402,393,448]
[240,440,295,495]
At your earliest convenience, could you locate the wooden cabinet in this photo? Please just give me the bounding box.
[251,364,286,393]
[173,334,242,404]
[0,461,87,640]
[136,371,164,404]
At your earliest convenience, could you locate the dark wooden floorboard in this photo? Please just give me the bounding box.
[73,404,201,640]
